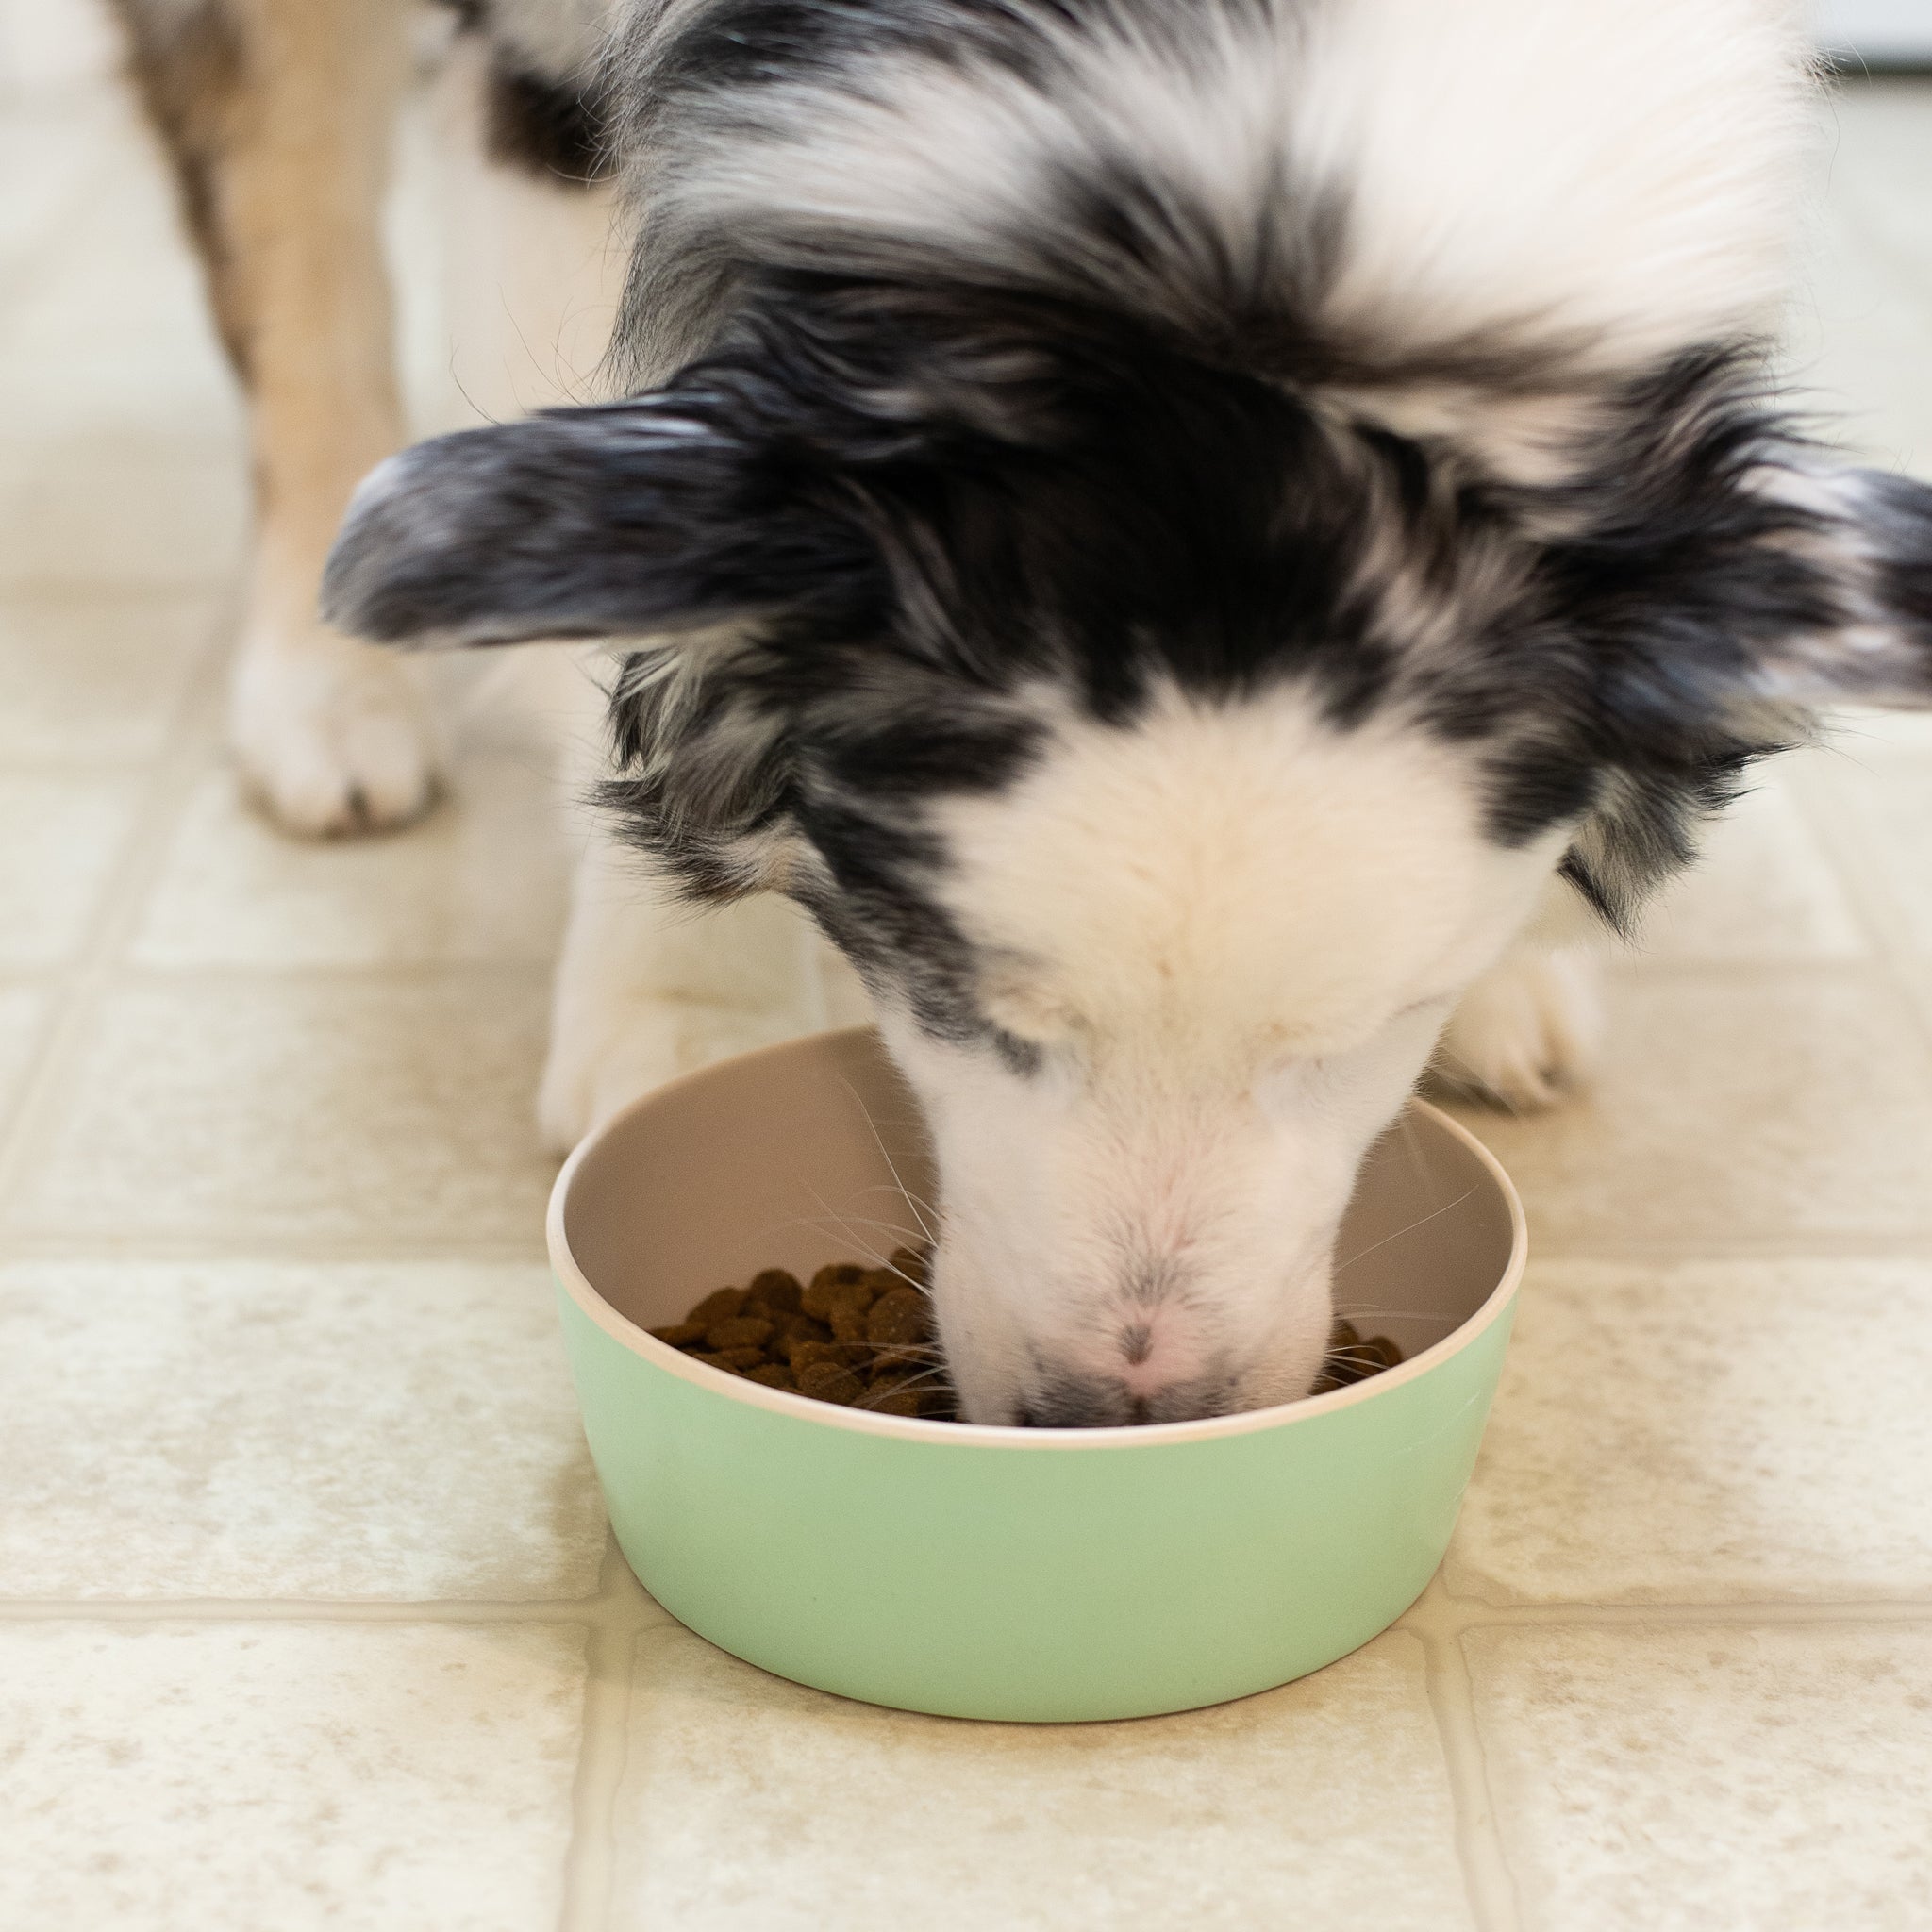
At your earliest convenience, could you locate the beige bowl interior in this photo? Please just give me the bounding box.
[560,1026,1513,1372]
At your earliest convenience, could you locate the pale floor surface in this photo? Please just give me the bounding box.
[2,8,1931,1930]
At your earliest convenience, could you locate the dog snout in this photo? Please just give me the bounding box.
[1019,1369,1234,1428]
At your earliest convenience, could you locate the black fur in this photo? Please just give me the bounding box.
[484,58,615,183]
[325,0,1932,1045]
[441,0,614,183]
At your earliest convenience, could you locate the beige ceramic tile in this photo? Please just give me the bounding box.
[0,67,241,444]
[0,0,121,95]
[0,1259,605,1599]
[0,94,102,270]
[0,436,245,590]
[8,975,558,1244]
[0,982,48,1122]
[132,754,571,970]
[0,591,214,764]
[0,771,139,966]
[1787,150,1932,468]
[1824,83,1932,293]
[0,1621,586,1932]
[1450,1258,1932,1603]
[1464,1624,1932,1932]
[1799,712,1932,958]
[1445,971,1932,1248]
[1634,767,1865,963]
[610,1624,1474,1932]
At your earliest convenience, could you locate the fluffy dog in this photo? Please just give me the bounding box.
[135,0,1932,1424]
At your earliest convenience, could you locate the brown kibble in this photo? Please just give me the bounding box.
[802,1263,866,1317]
[866,1287,930,1347]
[747,1269,803,1315]
[648,1322,708,1348]
[790,1339,868,1374]
[1314,1318,1405,1395]
[707,1315,774,1352]
[681,1254,1407,1425]
[828,1299,872,1344]
[688,1287,747,1328]
[774,1320,834,1363]
[795,1360,867,1407]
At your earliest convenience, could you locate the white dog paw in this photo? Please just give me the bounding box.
[230,624,442,838]
[1434,946,1605,1112]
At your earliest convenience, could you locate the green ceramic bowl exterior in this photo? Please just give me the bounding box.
[549,1028,1525,1724]
[558,1289,1514,1721]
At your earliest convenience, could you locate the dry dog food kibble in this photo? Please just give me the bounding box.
[648,1254,1404,1422]
[1308,1319,1407,1394]
[649,1248,956,1418]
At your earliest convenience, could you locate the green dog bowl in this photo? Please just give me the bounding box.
[550,1025,1524,1722]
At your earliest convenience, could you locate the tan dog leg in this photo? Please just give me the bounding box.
[115,0,440,834]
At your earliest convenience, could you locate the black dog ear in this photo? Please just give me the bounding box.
[1745,464,1932,708]
[321,384,878,648]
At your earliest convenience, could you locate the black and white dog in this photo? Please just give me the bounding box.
[319,0,1928,1424]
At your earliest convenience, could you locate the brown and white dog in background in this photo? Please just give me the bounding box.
[108,0,620,835]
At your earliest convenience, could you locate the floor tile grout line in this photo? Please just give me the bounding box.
[1409,1596,1524,1932]
[558,1540,647,1932]
[0,587,233,1205]
[1605,954,1921,985]
[7,1580,1928,1628]
[1469,1232,1932,1262]
[92,960,563,991]
[0,575,253,599]
[0,1590,673,1627]
[1430,1594,1932,1628]
[18,1230,1932,1266]
[0,1238,557,1265]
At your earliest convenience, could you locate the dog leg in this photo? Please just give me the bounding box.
[1433,942,1606,1112]
[540,831,866,1152]
[116,0,439,834]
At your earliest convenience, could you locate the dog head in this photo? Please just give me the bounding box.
[323,289,1932,1422]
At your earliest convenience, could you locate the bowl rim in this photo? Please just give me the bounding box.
[548,1026,1527,1452]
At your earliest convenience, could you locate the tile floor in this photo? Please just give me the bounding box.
[2,7,1930,1928]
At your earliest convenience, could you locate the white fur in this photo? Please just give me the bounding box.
[540,828,863,1149]
[231,537,444,837]
[881,683,1568,1421]
[1433,942,1607,1113]
[668,0,1813,467]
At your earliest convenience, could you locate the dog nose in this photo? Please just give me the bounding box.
[1021,1372,1226,1427]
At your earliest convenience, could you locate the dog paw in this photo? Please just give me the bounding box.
[230,622,442,838]
[1433,946,1605,1113]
